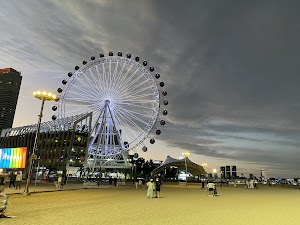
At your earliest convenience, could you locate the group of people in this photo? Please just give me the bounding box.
[201,180,218,197]
[245,179,258,189]
[146,174,162,198]
[108,176,126,187]
[8,172,22,190]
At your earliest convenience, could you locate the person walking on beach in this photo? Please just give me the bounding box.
[8,172,16,189]
[15,172,22,189]
[201,180,205,190]
[207,181,215,197]
[147,178,155,198]
[155,177,162,198]
[57,175,62,189]
[109,176,113,187]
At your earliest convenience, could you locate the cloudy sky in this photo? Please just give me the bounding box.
[1,0,300,177]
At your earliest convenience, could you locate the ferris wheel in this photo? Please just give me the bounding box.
[52,51,168,165]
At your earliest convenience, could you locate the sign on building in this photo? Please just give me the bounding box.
[0,147,27,168]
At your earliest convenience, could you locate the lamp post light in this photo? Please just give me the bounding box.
[182,152,190,186]
[23,91,58,195]
[213,168,217,179]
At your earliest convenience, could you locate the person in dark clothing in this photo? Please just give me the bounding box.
[113,177,118,187]
[155,175,162,198]
[109,176,113,187]
[8,172,16,189]
[201,181,205,190]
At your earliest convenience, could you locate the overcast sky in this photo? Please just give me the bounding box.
[1,0,300,177]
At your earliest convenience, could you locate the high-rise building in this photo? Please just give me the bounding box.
[0,68,22,132]
[220,165,238,179]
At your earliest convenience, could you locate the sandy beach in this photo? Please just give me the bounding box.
[2,183,299,225]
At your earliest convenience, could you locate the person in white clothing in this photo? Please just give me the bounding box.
[15,172,22,189]
[146,178,155,198]
[207,182,215,196]
[57,176,62,189]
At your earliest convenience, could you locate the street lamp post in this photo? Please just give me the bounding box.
[182,152,190,186]
[23,91,57,195]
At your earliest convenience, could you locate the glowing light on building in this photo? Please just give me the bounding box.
[0,147,27,168]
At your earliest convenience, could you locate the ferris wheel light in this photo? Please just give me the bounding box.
[48,92,53,97]
[33,92,37,96]
[42,91,47,96]
[37,91,41,95]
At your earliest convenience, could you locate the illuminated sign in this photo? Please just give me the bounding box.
[0,147,27,168]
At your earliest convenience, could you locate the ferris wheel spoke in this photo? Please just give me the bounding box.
[95,65,107,92]
[102,63,110,93]
[111,62,126,91]
[118,72,144,94]
[109,62,119,92]
[71,81,99,99]
[120,92,154,102]
[66,100,101,109]
[115,109,145,135]
[65,93,96,103]
[113,114,132,145]
[115,105,150,127]
[76,71,101,96]
[108,61,112,91]
[120,78,150,96]
[115,68,140,93]
[68,89,100,101]
[121,99,155,104]
[77,71,101,96]
[88,68,104,93]
[114,65,137,93]
[117,101,154,110]
[114,111,140,144]
[120,85,152,100]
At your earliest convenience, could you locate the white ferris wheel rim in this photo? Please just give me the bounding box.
[57,56,160,152]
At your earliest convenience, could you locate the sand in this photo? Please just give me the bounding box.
[2,184,299,225]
